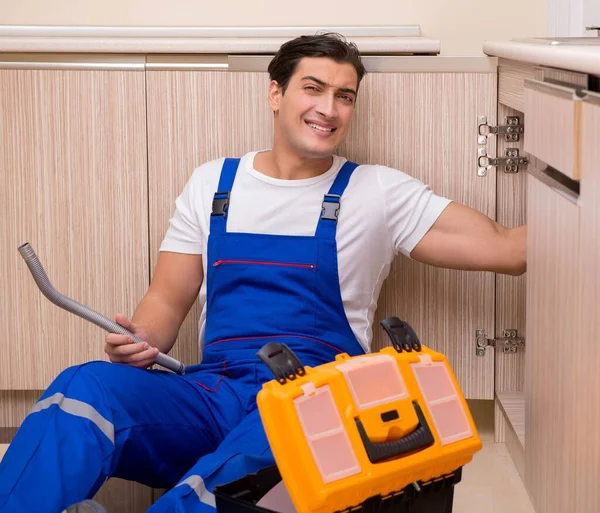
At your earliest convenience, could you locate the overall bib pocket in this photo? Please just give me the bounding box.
[208,258,319,337]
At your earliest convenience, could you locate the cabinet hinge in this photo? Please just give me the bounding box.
[478,116,524,144]
[476,329,525,356]
[477,148,528,177]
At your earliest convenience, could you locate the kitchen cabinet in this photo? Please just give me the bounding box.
[145,65,498,399]
[492,53,600,513]
[0,65,154,511]
[146,70,274,368]
[0,55,499,511]
[493,101,527,463]
[525,169,579,513]
[574,92,600,512]
[0,68,150,389]
[0,35,598,512]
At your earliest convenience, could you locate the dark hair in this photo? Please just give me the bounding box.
[267,32,366,94]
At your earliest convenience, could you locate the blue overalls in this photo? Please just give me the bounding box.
[0,157,366,512]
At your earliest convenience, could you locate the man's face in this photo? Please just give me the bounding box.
[269,57,358,159]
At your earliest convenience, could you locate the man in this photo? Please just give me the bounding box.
[0,33,526,513]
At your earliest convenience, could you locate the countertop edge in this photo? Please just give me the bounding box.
[0,26,441,55]
[0,24,423,38]
[483,40,600,75]
[0,36,441,55]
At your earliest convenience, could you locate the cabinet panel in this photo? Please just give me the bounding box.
[93,478,154,513]
[146,71,273,366]
[147,70,497,399]
[525,172,579,513]
[495,104,527,395]
[494,104,527,442]
[0,70,150,389]
[524,79,581,181]
[574,96,600,512]
[338,72,497,399]
[498,58,536,112]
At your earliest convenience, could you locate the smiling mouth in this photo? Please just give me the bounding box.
[305,121,337,133]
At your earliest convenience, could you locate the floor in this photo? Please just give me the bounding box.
[453,400,535,513]
[0,401,536,512]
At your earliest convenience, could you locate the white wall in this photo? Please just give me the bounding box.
[547,0,600,36]
[0,0,547,56]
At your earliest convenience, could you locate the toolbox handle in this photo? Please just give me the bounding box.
[355,402,434,463]
[380,317,422,352]
[256,342,306,384]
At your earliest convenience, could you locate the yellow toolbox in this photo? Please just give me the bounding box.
[249,317,482,513]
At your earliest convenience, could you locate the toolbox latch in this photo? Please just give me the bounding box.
[380,317,422,353]
[256,342,306,384]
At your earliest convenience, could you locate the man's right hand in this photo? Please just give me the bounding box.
[105,314,159,369]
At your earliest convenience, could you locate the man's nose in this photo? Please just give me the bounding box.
[315,94,337,119]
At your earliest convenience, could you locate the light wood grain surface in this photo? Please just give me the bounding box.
[0,391,40,428]
[498,58,536,112]
[524,80,581,181]
[496,391,525,446]
[525,172,579,513]
[574,96,600,513]
[146,71,273,366]
[0,69,150,389]
[349,72,497,399]
[93,479,154,513]
[147,70,498,399]
[533,66,589,88]
[495,391,525,481]
[503,407,526,483]
[494,103,527,411]
[494,400,507,444]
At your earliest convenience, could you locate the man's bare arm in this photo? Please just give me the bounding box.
[105,252,203,367]
[410,202,526,276]
[131,251,204,353]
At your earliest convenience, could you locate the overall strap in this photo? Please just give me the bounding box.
[315,160,359,239]
[210,158,241,235]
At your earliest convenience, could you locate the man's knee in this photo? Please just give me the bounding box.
[40,360,113,400]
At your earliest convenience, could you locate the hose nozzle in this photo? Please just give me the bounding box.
[18,243,185,375]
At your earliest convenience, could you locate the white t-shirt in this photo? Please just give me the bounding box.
[159,150,452,353]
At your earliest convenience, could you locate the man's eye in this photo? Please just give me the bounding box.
[305,86,319,92]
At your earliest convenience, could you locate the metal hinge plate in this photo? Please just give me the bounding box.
[477,148,528,177]
[476,329,525,356]
[478,116,524,144]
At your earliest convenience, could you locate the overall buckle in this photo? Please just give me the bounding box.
[321,194,341,221]
[211,191,230,217]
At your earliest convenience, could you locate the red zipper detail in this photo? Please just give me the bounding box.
[213,259,316,269]
[205,334,343,353]
[195,376,225,393]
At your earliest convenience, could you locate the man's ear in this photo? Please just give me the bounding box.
[268,80,283,112]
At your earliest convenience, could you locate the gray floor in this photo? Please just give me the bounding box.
[454,400,535,513]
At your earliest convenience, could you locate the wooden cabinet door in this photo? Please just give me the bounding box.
[0,69,150,390]
[146,71,273,366]
[525,170,579,513]
[574,93,600,513]
[0,67,153,512]
[338,72,498,399]
[147,69,497,399]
